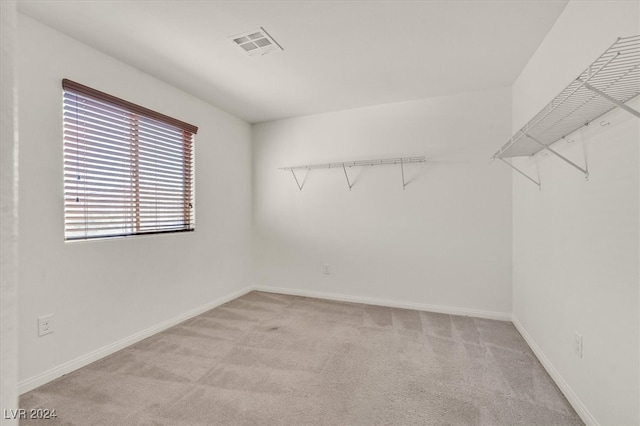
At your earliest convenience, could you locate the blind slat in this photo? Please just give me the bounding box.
[63,131,189,156]
[63,79,198,134]
[64,146,188,171]
[64,121,190,155]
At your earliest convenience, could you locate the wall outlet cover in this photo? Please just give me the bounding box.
[38,314,55,336]
[573,332,583,358]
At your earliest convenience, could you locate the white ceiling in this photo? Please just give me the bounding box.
[18,0,568,123]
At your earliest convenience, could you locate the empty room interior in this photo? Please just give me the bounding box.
[1,0,639,425]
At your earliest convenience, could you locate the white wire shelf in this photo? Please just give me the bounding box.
[280,156,426,191]
[281,156,426,171]
[494,35,640,161]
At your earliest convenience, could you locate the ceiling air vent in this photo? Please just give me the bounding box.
[229,27,283,56]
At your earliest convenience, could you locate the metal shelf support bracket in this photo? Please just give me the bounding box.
[579,79,640,119]
[525,133,589,180]
[290,170,304,191]
[342,164,353,191]
[498,157,541,189]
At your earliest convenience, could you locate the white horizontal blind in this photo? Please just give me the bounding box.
[63,80,196,240]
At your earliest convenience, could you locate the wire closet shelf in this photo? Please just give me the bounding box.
[280,156,426,191]
[281,156,426,171]
[493,35,640,161]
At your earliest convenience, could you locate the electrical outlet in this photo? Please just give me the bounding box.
[323,263,330,275]
[574,332,583,358]
[38,315,55,336]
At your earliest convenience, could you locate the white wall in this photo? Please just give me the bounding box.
[1,1,19,423]
[253,87,513,318]
[511,1,639,425]
[17,14,253,389]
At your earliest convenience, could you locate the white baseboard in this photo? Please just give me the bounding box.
[19,284,507,395]
[251,285,511,321]
[18,286,254,395]
[18,285,599,426]
[511,315,598,426]
[18,284,596,426]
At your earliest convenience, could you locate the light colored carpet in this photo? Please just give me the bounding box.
[20,291,583,425]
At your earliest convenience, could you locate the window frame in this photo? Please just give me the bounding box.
[62,79,198,241]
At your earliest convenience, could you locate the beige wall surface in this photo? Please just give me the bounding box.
[253,87,513,317]
[511,1,639,424]
[17,14,253,390]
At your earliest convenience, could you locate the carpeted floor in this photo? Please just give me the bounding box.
[20,291,583,425]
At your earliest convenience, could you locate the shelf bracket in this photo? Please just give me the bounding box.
[578,79,640,119]
[498,157,541,189]
[290,169,304,191]
[525,133,589,180]
[400,160,407,190]
[342,164,353,191]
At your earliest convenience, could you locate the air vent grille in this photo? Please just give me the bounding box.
[229,27,283,56]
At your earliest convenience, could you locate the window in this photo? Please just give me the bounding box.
[62,79,197,241]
